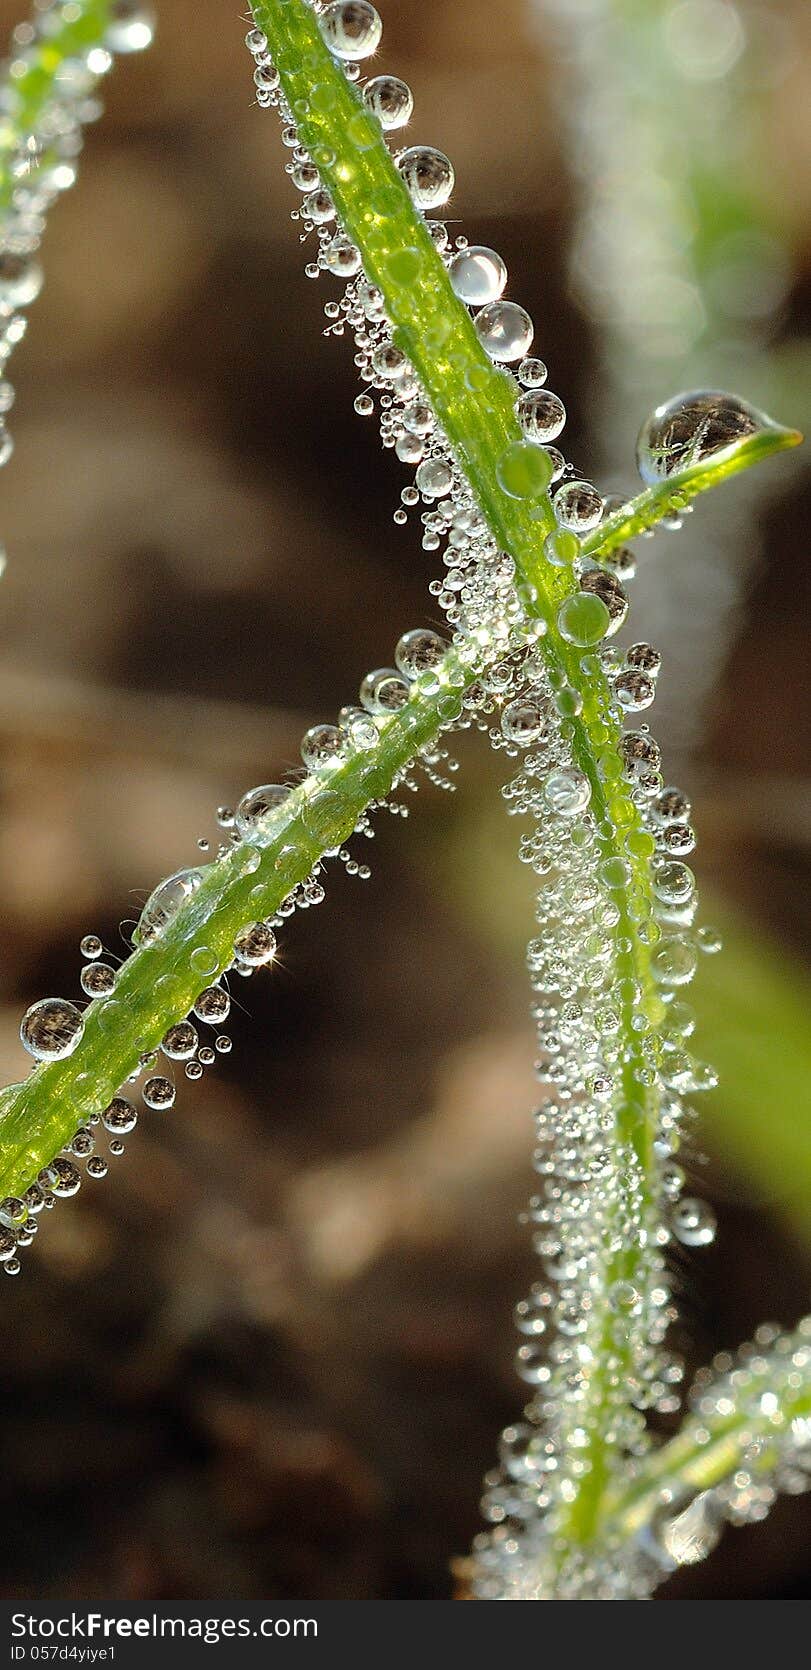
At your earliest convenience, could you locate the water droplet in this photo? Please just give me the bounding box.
[557,591,610,648]
[553,480,604,531]
[20,998,84,1061]
[0,253,43,309]
[651,936,698,987]
[580,569,628,636]
[319,1,383,61]
[105,2,155,53]
[338,705,379,750]
[474,301,534,362]
[650,1489,724,1567]
[80,935,103,960]
[102,1097,138,1134]
[190,946,220,977]
[415,457,453,498]
[143,1076,176,1111]
[517,390,566,443]
[544,769,591,816]
[502,697,548,746]
[395,628,446,682]
[496,440,552,500]
[671,1197,717,1248]
[161,1021,198,1061]
[79,962,117,998]
[518,357,547,389]
[449,245,507,306]
[615,669,655,711]
[133,867,204,946]
[235,784,290,844]
[301,723,346,772]
[360,667,410,714]
[544,528,579,568]
[193,986,230,1025]
[362,74,413,129]
[50,1157,81,1197]
[324,234,362,277]
[636,390,783,484]
[396,146,455,210]
[234,922,276,967]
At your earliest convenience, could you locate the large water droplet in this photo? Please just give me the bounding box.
[363,74,413,129]
[235,785,290,845]
[448,246,507,306]
[319,1,383,62]
[636,390,785,484]
[20,998,84,1062]
[475,301,534,362]
[396,147,455,211]
[133,867,204,945]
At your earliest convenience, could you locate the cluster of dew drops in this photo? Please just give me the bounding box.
[2,0,793,1584]
[242,3,792,1596]
[0,1,156,574]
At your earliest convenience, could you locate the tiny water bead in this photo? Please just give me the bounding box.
[396,146,455,211]
[319,1,383,62]
[502,697,547,746]
[475,301,534,362]
[557,591,611,649]
[20,999,84,1062]
[517,390,566,444]
[544,528,579,568]
[449,246,508,306]
[496,440,553,501]
[636,390,780,484]
[362,74,413,130]
[79,935,103,960]
[543,768,592,816]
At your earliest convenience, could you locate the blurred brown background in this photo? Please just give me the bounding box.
[0,0,809,1600]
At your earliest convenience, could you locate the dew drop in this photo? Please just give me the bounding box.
[143,1075,176,1111]
[517,390,566,444]
[557,591,610,648]
[105,1,155,54]
[235,784,290,844]
[20,998,84,1062]
[193,986,230,1025]
[79,962,117,998]
[636,390,784,484]
[671,1197,717,1248]
[395,628,446,681]
[362,74,413,129]
[396,146,455,211]
[102,1097,138,1134]
[319,1,383,61]
[161,1021,198,1061]
[553,480,604,531]
[496,440,552,500]
[233,922,277,967]
[133,867,204,946]
[474,301,534,362]
[449,245,507,306]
